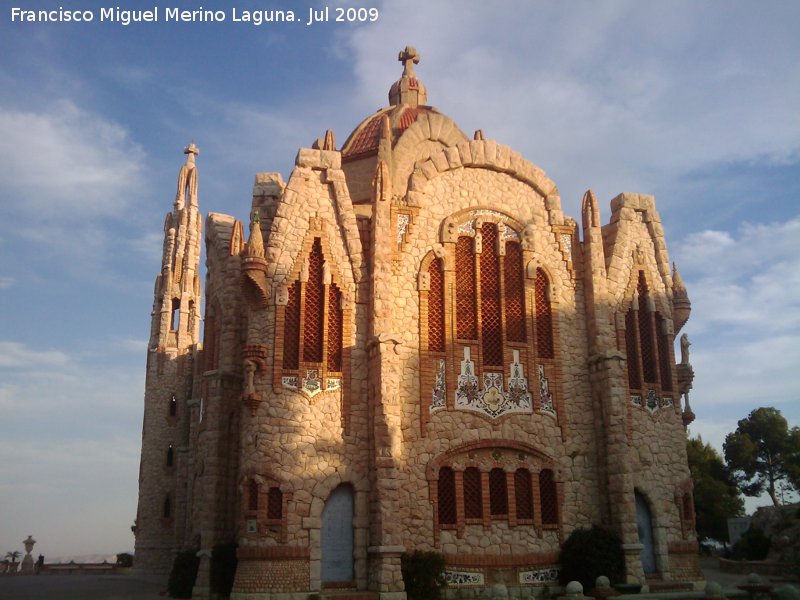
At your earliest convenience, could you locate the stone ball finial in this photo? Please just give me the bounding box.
[595,576,611,589]
[705,581,724,599]
[566,581,584,596]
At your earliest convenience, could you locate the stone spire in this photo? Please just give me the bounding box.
[389,45,428,106]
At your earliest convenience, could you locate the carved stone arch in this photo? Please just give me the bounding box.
[525,260,561,304]
[440,206,526,244]
[426,439,556,480]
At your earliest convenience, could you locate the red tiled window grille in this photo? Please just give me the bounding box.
[428,259,446,352]
[637,272,658,384]
[535,269,554,358]
[327,284,343,371]
[248,480,259,511]
[504,241,526,343]
[657,314,672,391]
[514,468,534,520]
[539,469,558,525]
[625,309,641,389]
[463,467,483,519]
[480,223,503,367]
[438,467,457,525]
[283,281,301,370]
[489,468,509,516]
[303,239,325,363]
[267,487,283,520]
[455,236,477,339]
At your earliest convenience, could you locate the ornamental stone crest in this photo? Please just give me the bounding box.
[455,348,532,418]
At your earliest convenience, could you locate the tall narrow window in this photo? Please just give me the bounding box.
[657,314,672,391]
[248,480,259,511]
[303,239,325,363]
[480,223,503,367]
[166,444,174,467]
[327,284,343,371]
[438,467,456,525]
[535,269,554,358]
[169,394,177,417]
[170,299,180,331]
[514,468,533,520]
[267,487,283,520]
[637,272,657,384]
[625,309,642,389]
[163,495,172,519]
[455,237,477,340]
[283,282,301,370]
[463,467,483,519]
[540,469,558,525]
[504,242,526,343]
[489,468,508,517]
[428,259,445,352]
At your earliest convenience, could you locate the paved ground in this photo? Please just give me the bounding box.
[0,559,794,599]
[0,572,166,600]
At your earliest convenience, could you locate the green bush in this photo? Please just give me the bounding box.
[731,527,771,561]
[116,552,133,568]
[210,542,238,598]
[558,526,625,592]
[401,550,447,600]
[167,549,200,599]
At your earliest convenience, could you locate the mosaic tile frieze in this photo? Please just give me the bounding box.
[445,570,485,586]
[519,567,559,585]
[645,388,658,412]
[538,364,555,414]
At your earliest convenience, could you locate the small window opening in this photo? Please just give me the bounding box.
[169,394,177,417]
[163,495,172,519]
[166,444,174,467]
[170,298,180,331]
[248,480,259,511]
[267,487,283,520]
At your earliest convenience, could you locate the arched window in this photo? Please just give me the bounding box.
[625,271,674,401]
[168,394,177,418]
[463,467,482,519]
[504,242,526,343]
[170,298,180,331]
[539,469,558,525]
[455,237,477,340]
[514,468,534,520]
[166,444,174,467]
[279,237,345,393]
[163,495,172,519]
[480,223,503,367]
[438,467,456,525]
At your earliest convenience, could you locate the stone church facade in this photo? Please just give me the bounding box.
[134,48,702,598]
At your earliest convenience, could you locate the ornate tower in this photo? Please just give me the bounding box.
[135,144,203,572]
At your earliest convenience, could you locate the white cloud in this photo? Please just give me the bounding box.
[0,276,14,289]
[0,340,70,369]
[0,100,146,218]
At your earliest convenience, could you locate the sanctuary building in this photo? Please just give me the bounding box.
[134,47,701,598]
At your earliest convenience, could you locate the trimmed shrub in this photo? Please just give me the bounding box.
[401,550,447,600]
[116,552,133,568]
[558,526,625,592]
[731,527,770,561]
[167,549,200,599]
[210,542,238,598]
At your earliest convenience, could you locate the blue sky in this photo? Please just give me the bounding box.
[1,1,798,558]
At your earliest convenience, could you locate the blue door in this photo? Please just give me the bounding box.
[635,491,657,574]
[321,485,354,583]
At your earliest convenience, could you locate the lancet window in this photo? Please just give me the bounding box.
[420,214,561,425]
[624,271,676,411]
[277,237,345,399]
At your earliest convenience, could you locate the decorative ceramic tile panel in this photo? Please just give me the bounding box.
[282,376,299,390]
[631,394,642,407]
[445,570,485,586]
[538,364,555,414]
[302,370,322,397]
[662,396,673,408]
[327,378,341,391]
[431,359,446,412]
[646,388,658,412]
[519,567,559,584]
[560,233,573,255]
[397,213,410,246]
[455,348,532,418]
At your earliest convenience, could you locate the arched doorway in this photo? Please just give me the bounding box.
[321,484,354,585]
[635,491,656,574]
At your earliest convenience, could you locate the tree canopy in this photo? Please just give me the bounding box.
[723,407,800,506]
[687,437,744,542]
